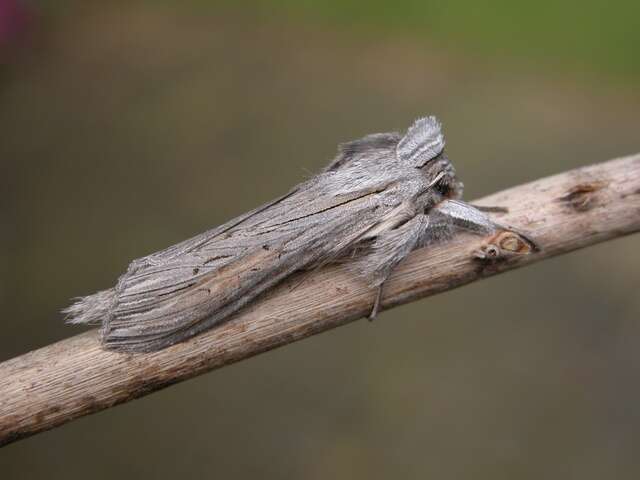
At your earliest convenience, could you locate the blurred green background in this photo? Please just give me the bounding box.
[2,1,640,478]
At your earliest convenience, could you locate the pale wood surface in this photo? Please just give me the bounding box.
[1,154,639,447]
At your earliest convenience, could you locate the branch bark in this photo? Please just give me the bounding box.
[1,154,639,447]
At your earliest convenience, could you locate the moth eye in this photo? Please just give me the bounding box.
[434,178,450,196]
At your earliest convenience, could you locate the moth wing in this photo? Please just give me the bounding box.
[141,187,300,264]
[103,185,391,351]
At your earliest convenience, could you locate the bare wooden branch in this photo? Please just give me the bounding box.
[1,154,639,447]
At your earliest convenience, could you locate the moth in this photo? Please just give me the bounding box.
[65,116,510,352]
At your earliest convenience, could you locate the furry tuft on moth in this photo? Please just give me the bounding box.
[64,116,535,352]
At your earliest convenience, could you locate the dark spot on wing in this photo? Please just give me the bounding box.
[204,255,232,265]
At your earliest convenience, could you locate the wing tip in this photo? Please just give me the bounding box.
[63,288,116,326]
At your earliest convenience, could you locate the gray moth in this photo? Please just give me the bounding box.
[65,116,505,352]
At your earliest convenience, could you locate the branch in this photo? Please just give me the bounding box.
[1,154,639,447]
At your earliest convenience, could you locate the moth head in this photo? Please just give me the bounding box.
[431,154,464,199]
[397,116,463,198]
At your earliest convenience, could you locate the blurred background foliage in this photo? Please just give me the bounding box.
[1,1,639,479]
[227,0,640,79]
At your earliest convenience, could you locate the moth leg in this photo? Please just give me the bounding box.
[471,204,509,214]
[430,199,539,251]
[369,285,383,320]
[430,199,498,234]
[350,214,430,319]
